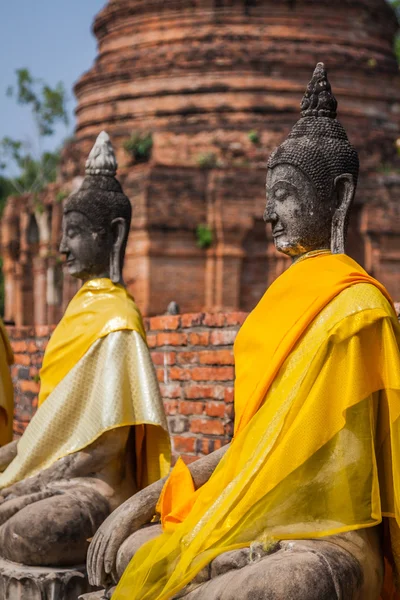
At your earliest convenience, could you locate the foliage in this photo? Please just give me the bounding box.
[123,132,153,162]
[6,69,68,137]
[55,189,69,204]
[0,68,68,196]
[390,0,400,63]
[0,69,69,316]
[196,152,218,169]
[196,224,213,249]
[248,129,260,145]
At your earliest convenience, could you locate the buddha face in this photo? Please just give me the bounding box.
[59,211,111,280]
[264,164,335,258]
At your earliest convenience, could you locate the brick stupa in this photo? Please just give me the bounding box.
[2,0,400,326]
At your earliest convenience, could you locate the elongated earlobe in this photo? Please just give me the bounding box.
[110,217,128,284]
[331,174,355,254]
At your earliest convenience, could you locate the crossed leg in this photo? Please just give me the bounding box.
[0,485,110,566]
[111,526,383,600]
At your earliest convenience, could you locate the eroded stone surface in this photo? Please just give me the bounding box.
[0,557,96,600]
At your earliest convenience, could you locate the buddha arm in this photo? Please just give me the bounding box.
[189,443,229,488]
[0,440,18,472]
[0,427,130,499]
[87,443,230,587]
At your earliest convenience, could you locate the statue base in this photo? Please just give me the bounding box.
[0,557,97,599]
[79,588,114,599]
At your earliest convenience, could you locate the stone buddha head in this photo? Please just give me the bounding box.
[59,131,131,283]
[264,62,359,259]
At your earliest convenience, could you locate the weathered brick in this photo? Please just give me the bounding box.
[156,368,166,383]
[27,341,38,354]
[12,341,28,353]
[163,400,179,415]
[213,385,226,400]
[17,367,30,381]
[30,355,43,366]
[191,367,234,381]
[203,314,226,327]
[169,367,191,381]
[35,339,49,352]
[160,383,182,398]
[196,437,225,454]
[181,313,204,328]
[168,416,189,433]
[188,332,210,346]
[151,351,176,366]
[173,435,196,453]
[210,330,238,346]
[13,354,31,366]
[205,401,226,417]
[146,333,157,348]
[225,421,234,436]
[199,350,234,365]
[179,400,205,415]
[224,387,234,403]
[19,380,40,394]
[225,312,248,326]
[184,384,215,399]
[190,418,225,436]
[149,315,180,331]
[225,404,234,419]
[156,332,188,347]
[176,351,199,365]
[35,325,52,338]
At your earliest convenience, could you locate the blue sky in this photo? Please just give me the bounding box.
[0,0,105,172]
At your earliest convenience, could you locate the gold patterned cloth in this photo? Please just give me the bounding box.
[0,279,170,489]
[0,319,14,447]
[39,278,146,406]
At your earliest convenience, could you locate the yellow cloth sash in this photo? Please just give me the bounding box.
[0,319,14,446]
[0,279,170,489]
[39,278,146,406]
[113,254,400,600]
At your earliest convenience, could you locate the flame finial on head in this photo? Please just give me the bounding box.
[300,62,338,119]
[85,131,118,177]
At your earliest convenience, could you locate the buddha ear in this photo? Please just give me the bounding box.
[331,173,355,254]
[110,217,128,284]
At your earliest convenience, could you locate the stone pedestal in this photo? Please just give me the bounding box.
[79,590,108,599]
[0,557,96,600]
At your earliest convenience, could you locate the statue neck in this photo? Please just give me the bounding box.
[292,248,332,265]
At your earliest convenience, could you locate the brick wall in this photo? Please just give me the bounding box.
[7,305,400,460]
[6,313,247,461]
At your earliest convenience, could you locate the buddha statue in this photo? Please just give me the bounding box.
[0,319,14,448]
[87,65,400,600]
[0,132,170,598]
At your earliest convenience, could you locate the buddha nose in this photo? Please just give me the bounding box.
[263,207,278,224]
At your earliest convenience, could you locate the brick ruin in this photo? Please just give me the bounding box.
[7,304,400,459]
[1,0,400,326]
[8,313,242,461]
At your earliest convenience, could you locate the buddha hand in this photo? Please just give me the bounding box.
[87,477,165,587]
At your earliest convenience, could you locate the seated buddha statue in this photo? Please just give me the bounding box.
[87,65,400,600]
[0,319,14,449]
[0,132,170,571]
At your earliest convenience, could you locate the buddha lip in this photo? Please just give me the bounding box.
[273,228,284,236]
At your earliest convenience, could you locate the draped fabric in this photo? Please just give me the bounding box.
[113,253,400,600]
[0,319,14,446]
[38,278,146,406]
[0,279,170,489]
